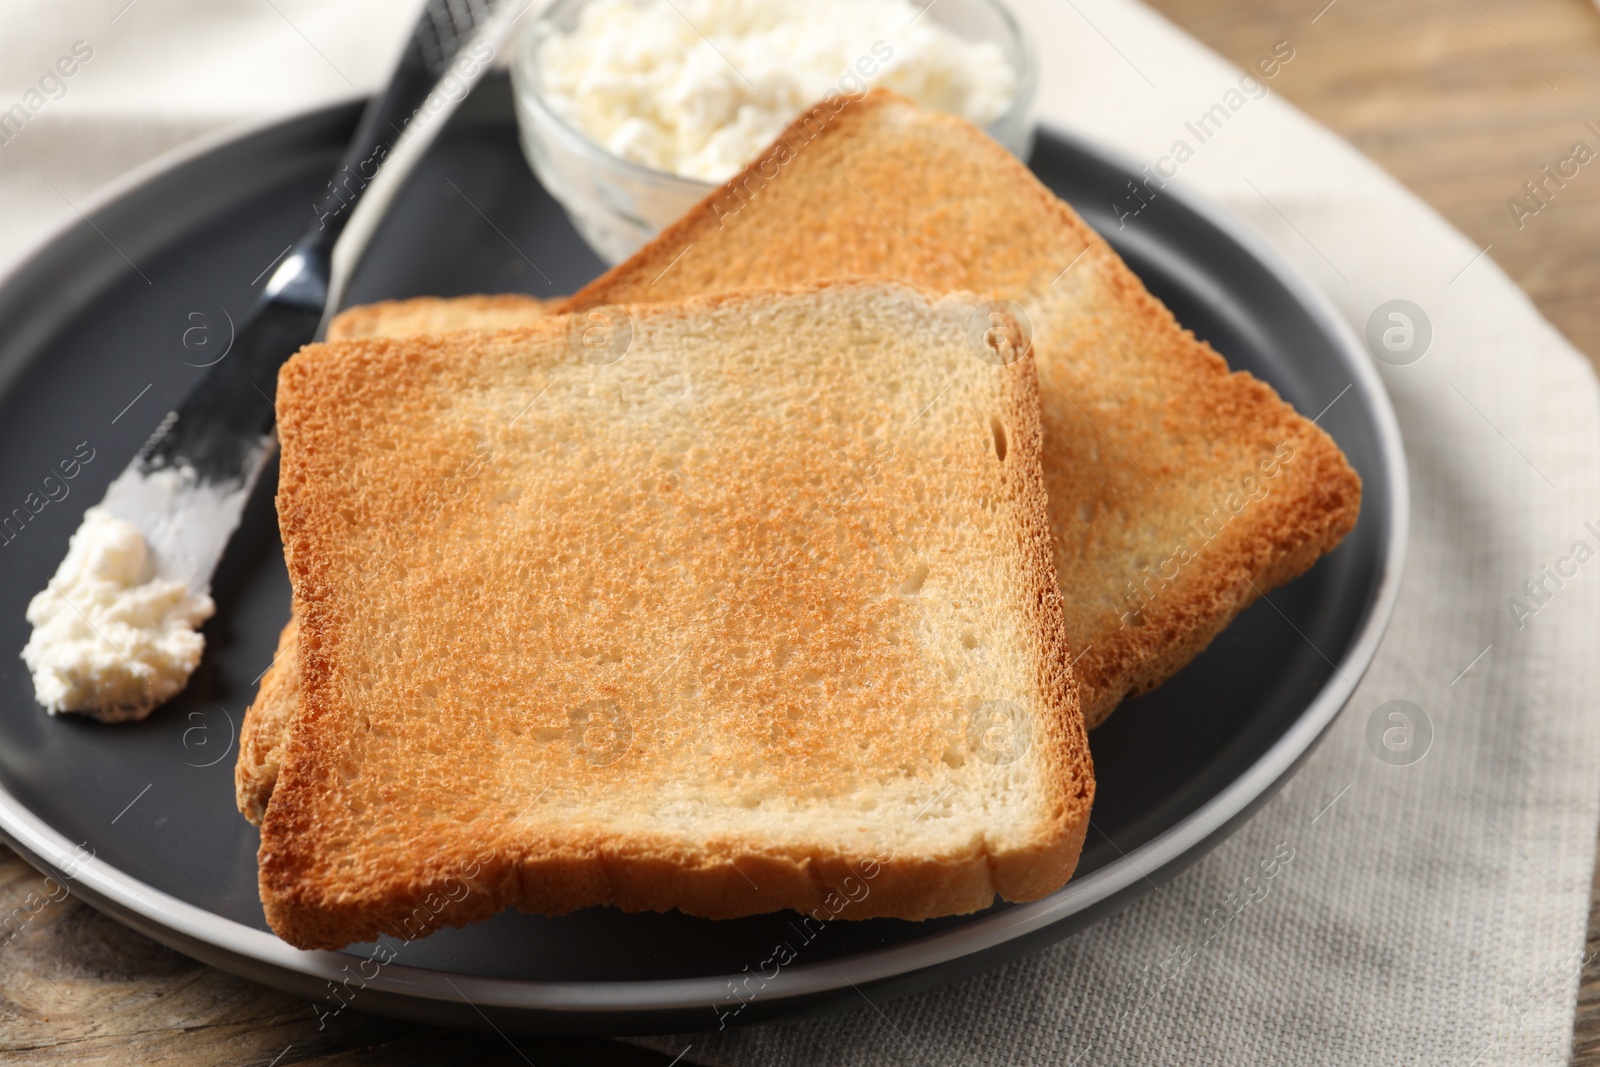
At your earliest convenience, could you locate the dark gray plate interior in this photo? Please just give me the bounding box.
[0,75,1402,1034]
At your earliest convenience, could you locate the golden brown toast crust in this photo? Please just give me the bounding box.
[560,90,1362,726]
[260,282,1091,949]
[236,617,298,826]
[325,293,548,341]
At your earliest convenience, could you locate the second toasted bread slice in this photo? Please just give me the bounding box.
[260,281,1091,950]
[326,293,550,341]
[566,91,1362,725]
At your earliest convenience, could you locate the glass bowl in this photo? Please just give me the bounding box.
[510,0,1038,264]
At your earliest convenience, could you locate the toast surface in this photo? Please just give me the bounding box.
[325,293,549,341]
[239,298,555,823]
[261,282,1091,949]
[563,90,1362,725]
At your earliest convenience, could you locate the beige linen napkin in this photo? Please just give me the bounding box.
[4,1,1598,1064]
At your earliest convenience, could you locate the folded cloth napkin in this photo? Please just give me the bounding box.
[3,1,1597,1064]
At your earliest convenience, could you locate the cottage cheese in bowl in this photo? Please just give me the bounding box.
[535,0,1018,183]
[511,0,1035,261]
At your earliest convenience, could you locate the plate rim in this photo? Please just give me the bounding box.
[0,103,1409,1023]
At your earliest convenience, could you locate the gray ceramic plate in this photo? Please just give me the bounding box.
[0,76,1406,1035]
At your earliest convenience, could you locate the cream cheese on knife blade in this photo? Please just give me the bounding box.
[21,507,214,722]
[18,0,521,725]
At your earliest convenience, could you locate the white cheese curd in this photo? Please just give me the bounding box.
[536,0,1017,182]
[21,507,214,722]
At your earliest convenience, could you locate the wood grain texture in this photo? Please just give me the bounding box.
[0,849,675,1062]
[1573,841,1600,1066]
[5,0,1599,1061]
[1143,0,1600,367]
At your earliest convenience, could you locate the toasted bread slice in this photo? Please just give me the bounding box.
[260,281,1091,950]
[238,91,1362,823]
[325,293,549,341]
[562,90,1361,725]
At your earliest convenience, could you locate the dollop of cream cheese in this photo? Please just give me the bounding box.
[21,507,214,722]
[536,0,1017,183]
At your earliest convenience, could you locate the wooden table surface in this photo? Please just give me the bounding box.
[5,0,1600,1063]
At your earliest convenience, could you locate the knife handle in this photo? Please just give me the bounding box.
[305,0,502,259]
[134,0,507,483]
